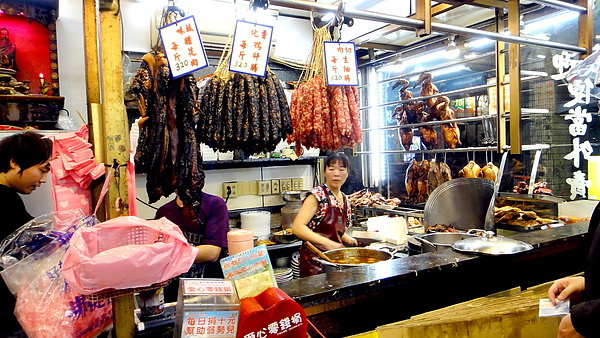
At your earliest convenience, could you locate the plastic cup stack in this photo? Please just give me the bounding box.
[240,211,271,240]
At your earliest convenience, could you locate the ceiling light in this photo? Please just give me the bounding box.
[379,54,405,73]
[445,36,460,59]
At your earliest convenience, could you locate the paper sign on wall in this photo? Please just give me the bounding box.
[159,15,209,79]
[229,20,273,77]
[323,41,359,86]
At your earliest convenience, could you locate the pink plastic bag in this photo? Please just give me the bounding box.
[62,216,198,295]
[14,247,112,338]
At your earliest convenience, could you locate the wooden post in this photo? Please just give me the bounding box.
[577,0,593,58]
[415,0,431,37]
[93,0,135,336]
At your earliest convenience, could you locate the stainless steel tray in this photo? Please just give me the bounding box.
[495,220,561,232]
[424,178,495,231]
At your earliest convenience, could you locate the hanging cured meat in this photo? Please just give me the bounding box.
[288,26,362,156]
[196,69,292,155]
[130,51,205,222]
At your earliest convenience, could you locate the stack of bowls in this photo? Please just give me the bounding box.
[291,251,301,279]
[274,268,293,284]
[240,211,271,240]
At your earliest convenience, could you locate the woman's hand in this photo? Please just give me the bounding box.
[557,314,584,338]
[341,233,358,247]
[322,240,345,251]
[548,276,585,305]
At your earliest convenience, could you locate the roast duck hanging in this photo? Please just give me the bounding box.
[392,72,461,150]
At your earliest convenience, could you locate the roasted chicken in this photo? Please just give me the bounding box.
[459,161,481,178]
[494,206,554,226]
[480,162,499,182]
[437,97,461,149]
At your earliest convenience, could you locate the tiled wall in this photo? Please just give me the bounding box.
[134,164,314,220]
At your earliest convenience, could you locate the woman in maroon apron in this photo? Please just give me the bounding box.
[292,152,358,277]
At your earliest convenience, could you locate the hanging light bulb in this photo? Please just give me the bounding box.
[379,54,405,73]
[445,36,460,59]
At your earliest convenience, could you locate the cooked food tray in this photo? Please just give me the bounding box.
[495,220,561,232]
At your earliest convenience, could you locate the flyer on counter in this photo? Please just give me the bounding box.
[220,245,277,299]
[159,15,209,79]
[228,20,273,77]
[323,41,359,86]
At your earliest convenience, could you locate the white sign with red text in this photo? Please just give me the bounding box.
[159,16,209,79]
[229,20,273,77]
[323,41,359,86]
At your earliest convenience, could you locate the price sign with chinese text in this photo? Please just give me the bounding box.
[182,311,239,337]
[159,16,209,79]
[323,41,359,86]
[229,20,273,77]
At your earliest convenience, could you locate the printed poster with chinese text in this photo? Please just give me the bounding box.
[229,20,273,77]
[219,245,276,299]
[323,41,359,86]
[159,16,209,79]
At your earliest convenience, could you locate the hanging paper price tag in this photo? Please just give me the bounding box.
[229,20,273,78]
[159,15,209,79]
[323,41,359,86]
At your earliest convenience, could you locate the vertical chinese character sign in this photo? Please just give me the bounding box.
[159,16,209,79]
[553,52,595,200]
[229,20,273,77]
[323,41,359,86]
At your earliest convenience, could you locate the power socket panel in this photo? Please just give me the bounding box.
[222,182,238,198]
[291,178,304,191]
[280,179,292,192]
[271,179,280,194]
[258,180,271,195]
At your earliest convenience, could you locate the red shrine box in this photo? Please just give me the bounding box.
[238,287,307,338]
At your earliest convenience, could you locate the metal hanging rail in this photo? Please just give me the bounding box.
[268,0,587,53]
[523,0,588,12]
[359,72,547,111]
[355,144,550,155]
[357,51,496,90]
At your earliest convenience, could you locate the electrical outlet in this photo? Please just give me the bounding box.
[271,179,280,194]
[258,180,271,195]
[280,179,292,192]
[291,178,304,191]
[222,182,238,198]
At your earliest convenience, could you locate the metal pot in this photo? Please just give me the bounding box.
[314,247,396,273]
[413,232,479,253]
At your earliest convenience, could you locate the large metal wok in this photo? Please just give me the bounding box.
[314,247,396,273]
[424,178,495,232]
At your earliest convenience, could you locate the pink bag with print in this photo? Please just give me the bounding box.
[62,216,198,295]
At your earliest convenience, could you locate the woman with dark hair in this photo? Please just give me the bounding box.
[292,152,358,277]
[0,131,52,338]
